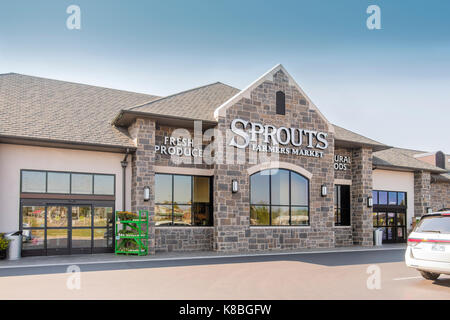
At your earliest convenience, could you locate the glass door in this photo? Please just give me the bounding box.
[46,205,70,255]
[71,205,93,254]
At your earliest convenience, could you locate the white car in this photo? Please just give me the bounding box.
[405,211,450,280]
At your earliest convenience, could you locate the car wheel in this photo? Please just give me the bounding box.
[419,271,440,280]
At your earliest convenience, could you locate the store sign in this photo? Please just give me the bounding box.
[230,118,328,158]
[155,136,204,158]
[334,155,351,171]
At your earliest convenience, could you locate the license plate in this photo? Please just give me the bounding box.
[431,243,445,252]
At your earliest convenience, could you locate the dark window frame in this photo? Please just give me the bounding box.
[154,173,213,227]
[276,91,286,115]
[249,169,310,226]
[20,169,116,196]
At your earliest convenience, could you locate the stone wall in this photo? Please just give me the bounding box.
[430,181,450,212]
[155,227,214,252]
[129,118,156,254]
[334,147,352,180]
[414,171,431,217]
[351,147,373,246]
[214,69,336,252]
[334,226,353,247]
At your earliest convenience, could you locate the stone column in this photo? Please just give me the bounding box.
[129,118,156,254]
[351,147,373,246]
[414,171,431,217]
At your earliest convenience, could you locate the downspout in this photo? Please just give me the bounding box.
[121,148,131,211]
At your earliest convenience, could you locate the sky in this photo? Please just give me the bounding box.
[0,0,449,153]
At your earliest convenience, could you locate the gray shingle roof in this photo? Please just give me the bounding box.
[0,73,159,148]
[332,124,388,151]
[373,148,446,173]
[128,82,240,122]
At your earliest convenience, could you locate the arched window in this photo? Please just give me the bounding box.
[250,169,309,226]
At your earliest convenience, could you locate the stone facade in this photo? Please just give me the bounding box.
[334,226,353,247]
[334,147,352,180]
[430,181,450,212]
[351,148,373,246]
[155,227,213,252]
[129,118,157,254]
[213,69,335,252]
[414,171,431,217]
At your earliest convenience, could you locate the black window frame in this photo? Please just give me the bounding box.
[154,173,213,227]
[249,169,310,226]
[334,184,351,226]
[20,169,116,196]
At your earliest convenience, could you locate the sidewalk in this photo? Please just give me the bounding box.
[0,243,406,269]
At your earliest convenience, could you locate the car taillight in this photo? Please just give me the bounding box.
[408,238,422,247]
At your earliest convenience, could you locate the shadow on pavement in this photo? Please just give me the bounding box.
[0,249,406,278]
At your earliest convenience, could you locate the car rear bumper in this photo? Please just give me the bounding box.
[405,247,450,275]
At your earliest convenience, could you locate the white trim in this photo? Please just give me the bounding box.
[154,166,214,176]
[334,179,352,185]
[413,152,436,158]
[213,64,334,133]
[246,161,313,179]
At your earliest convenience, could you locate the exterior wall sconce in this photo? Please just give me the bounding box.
[143,186,150,201]
[321,185,327,197]
[232,180,238,193]
[368,196,373,208]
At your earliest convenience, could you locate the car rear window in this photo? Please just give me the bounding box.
[415,215,450,234]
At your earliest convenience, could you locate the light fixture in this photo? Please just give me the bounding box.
[321,185,327,197]
[368,196,373,208]
[232,180,238,193]
[427,207,433,214]
[143,186,150,201]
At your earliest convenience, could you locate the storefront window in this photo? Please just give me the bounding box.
[47,172,70,193]
[94,175,115,195]
[250,169,309,226]
[372,190,407,243]
[21,171,46,193]
[335,185,351,226]
[155,174,213,226]
[71,174,93,194]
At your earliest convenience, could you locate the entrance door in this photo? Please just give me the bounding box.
[21,200,115,256]
[373,210,406,243]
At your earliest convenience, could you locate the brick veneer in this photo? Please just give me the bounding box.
[351,147,373,246]
[414,171,431,217]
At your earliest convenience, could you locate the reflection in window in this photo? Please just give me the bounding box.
[22,229,45,250]
[378,191,387,205]
[22,206,45,228]
[72,206,92,227]
[47,172,70,193]
[94,207,113,227]
[155,174,212,226]
[94,175,114,195]
[250,169,309,226]
[388,192,397,205]
[71,174,93,194]
[372,191,378,205]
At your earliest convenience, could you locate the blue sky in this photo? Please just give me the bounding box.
[1,0,449,152]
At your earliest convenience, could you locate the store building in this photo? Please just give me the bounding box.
[0,64,449,256]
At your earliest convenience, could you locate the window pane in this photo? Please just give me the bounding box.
[22,171,46,193]
[250,205,269,225]
[378,212,386,226]
[378,191,387,205]
[173,205,191,226]
[72,229,91,248]
[397,213,406,226]
[22,229,45,250]
[47,172,70,193]
[372,191,378,205]
[250,171,270,205]
[271,206,289,225]
[193,203,212,226]
[387,212,395,226]
[373,212,378,227]
[47,206,68,227]
[388,192,397,205]
[22,206,45,228]
[398,192,406,206]
[291,207,309,225]
[94,207,113,227]
[291,172,308,206]
[47,229,68,249]
[271,169,289,205]
[94,175,114,195]
[155,204,172,226]
[193,177,210,202]
[93,228,113,248]
[71,174,93,194]
[72,206,92,227]
[174,176,191,204]
[155,174,172,204]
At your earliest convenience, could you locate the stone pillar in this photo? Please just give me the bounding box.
[414,171,431,217]
[129,118,156,254]
[351,147,373,246]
